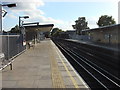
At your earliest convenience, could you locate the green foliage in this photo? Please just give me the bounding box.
[9,25,20,33]
[51,28,63,37]
[3,30,7,33]
[72,17,89,34]
[97,15,116,27]
[51,28,59,36]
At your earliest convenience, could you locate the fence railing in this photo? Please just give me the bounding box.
[0,34,26,60]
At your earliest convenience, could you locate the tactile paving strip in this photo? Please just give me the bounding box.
[49,46,65,88]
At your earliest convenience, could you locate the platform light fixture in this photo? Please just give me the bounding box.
[19,16,29,28]
[2,3,16,8]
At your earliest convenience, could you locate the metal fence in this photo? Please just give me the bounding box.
[0,34,26,60]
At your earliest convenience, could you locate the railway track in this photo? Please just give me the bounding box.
[52,39,120,89]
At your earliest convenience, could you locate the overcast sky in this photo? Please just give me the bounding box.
[1,0,119,31]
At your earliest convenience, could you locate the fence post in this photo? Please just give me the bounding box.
[0,4,2,33]
[0,8,2,86]
[10,63,12,70]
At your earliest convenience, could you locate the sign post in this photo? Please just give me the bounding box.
[0,4,2,33]
[0,4,2,90]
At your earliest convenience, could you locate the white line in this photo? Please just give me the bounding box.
[50,40,90,88]
[0,49,26,71]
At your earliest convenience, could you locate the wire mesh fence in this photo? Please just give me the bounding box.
[0,34,26,60]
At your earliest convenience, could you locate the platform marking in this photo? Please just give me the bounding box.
[53,44,79,88]
[50,46,65,88]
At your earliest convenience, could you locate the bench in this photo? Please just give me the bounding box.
[28,42,35,49]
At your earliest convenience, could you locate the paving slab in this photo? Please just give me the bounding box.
[2,39,52,88]
[2,39,89,89]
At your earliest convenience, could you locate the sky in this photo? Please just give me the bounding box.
[1,0,119,31]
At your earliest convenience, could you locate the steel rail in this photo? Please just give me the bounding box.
[56,42,108,89]
[54,40,120,89]
[62,40,120,82]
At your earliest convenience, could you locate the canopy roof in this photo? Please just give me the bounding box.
[24,24,54,32]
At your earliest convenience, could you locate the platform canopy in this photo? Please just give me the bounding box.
[24,24,54,32]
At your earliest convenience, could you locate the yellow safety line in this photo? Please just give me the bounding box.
[55,46,79,88]
[49,46,65,88]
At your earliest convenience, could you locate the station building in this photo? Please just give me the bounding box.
[24,24,54,44]
[82,24,120,45]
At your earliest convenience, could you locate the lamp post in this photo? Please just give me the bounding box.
[0,3,16,33]
[19,16,29,46]
[19,16,29,30]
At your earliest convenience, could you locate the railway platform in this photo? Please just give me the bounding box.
[66,39,119,52]
[1,39,89,89]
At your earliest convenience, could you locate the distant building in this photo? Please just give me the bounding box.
[24,24,54,42]
[82,24,120,45]
[65,30,76,39]
[56,31,69,39]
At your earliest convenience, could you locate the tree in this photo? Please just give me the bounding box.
[97,15,116,27]
[72,17,89,35]
[51,28,59,36]
[9,25,20,33]
[50,28,63,37]
[3,30,7,33]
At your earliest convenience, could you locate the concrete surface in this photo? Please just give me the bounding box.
[2,39,89,89]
